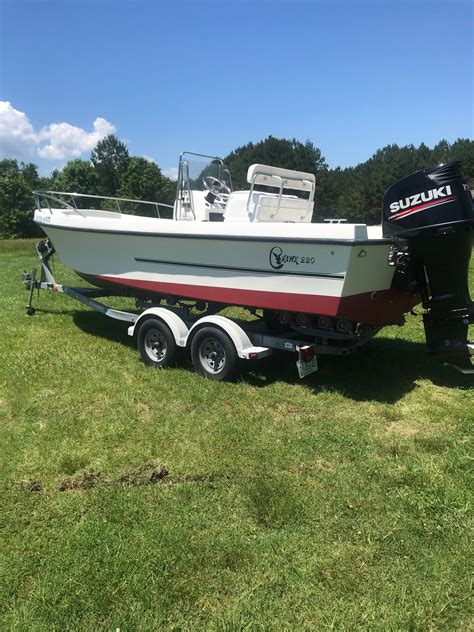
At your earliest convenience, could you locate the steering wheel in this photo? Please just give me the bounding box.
[202,176,231,198]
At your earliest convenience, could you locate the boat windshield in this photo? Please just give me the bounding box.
[178,152,232,193]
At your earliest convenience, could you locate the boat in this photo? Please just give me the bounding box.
[33,152,474,371]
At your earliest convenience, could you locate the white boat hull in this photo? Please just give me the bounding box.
[35,210,419,325]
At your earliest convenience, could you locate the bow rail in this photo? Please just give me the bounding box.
[33,190,174,219]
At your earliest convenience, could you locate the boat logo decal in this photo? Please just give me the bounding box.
[389,185,453,215]
[269,246,315,270]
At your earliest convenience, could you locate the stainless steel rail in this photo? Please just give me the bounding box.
[246,171,315,219]
[33,190,174,218]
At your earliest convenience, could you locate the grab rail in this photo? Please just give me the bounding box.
[33,191,174,219]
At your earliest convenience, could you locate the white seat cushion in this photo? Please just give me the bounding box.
[224,191,313,222]
[253,193,313,222]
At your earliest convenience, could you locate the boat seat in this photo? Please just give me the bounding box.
[224,163,315,222]
[252,192,313,222]
[224,190,313,222]
[223,191,250,221]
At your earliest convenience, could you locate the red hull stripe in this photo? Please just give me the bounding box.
[84,273,419,325]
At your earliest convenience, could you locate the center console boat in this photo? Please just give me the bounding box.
[31,152,474,373]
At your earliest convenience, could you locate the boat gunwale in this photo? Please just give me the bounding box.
[38,222,393,247]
